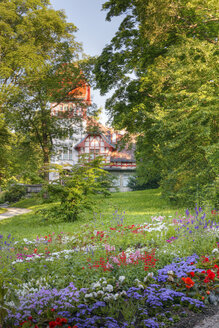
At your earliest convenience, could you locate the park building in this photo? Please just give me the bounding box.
[49,83,136,192]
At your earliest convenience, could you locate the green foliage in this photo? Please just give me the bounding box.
[0,270,21,326]
[128,175,160,191]
[94,0,219,206]
[0,114,12,185]
[4,184,26,203]
[0,113,44,187]
[11,196,43,208]
[39,156,114,222]
[0,0,86,182]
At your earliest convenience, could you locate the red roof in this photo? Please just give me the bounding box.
[68,82,91,105]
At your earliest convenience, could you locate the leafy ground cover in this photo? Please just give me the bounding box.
[0,189,218,327]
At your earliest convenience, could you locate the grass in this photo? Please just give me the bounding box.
[0,207,7,214]
[0,188,185,241]
[10,197,43,208]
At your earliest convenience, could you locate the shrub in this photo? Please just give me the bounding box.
[4,184,26,203]
[39,156,114,222]
[128,175,160,191]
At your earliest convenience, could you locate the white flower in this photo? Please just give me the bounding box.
[118,276,125,283]
[167,271,174,275]
[91,282,101,290]
[144,272,154,282]
[167,276,174,282]
[113,293,119,300]
[97,291,104,296]
[212,248,219,254]
[103,284,113,292]
[85,293,93,298]
[103,296,109,302]
[99,277,107,282]
[120,291,127,296]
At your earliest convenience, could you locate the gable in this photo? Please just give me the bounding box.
[74,134,116,151]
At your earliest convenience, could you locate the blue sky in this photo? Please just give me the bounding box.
[50,0,123,123]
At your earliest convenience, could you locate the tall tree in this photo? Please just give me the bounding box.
[0,0,86,182]
[94,0,219,206]
[0,114,12,186]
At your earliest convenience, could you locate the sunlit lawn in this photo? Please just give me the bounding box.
[0,189,185,241]
[0,207,7,214]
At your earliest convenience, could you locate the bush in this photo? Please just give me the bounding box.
[128,175,160,191]
[4,184,26,203]
[39,156,114,222]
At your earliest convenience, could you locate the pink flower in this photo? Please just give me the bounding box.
[104,244,115,251]
[111,256,120,264]
[105,261,113,269]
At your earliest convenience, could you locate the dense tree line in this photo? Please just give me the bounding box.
[94,0,218,206]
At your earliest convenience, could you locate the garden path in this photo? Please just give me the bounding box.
[0,207,31,220]
[193,312,219,328]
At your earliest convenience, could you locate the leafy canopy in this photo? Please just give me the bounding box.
[94,0,219,206]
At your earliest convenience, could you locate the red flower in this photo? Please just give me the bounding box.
[189,272,195,277]
[182,277,195,288]
[207,269,215,280]
[204,276,210,283]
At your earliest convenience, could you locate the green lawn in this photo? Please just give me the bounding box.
[0,207,7,214]
[0,189,185,241]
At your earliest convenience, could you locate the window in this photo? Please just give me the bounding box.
[90,148,99,153]
[63,148,68,160]
[90,148,100,158]
[69,150,73,160]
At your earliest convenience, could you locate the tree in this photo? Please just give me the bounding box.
[40,156,113,222]
[0,114,12,186]
[94,0,219,206]
[9,133,44,184]
[0,0,86,182]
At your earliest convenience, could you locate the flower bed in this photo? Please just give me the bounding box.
[0,207,219,327]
